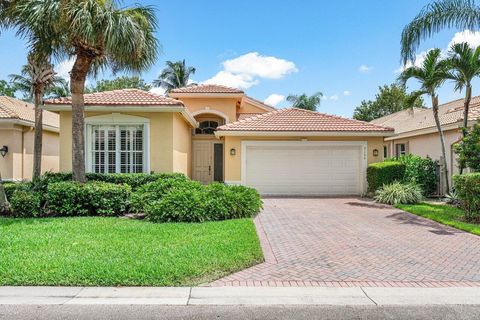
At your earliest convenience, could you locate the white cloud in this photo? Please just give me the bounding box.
[223,52,298,79]
[264,94,285,106]
[358,64,372,73]
[343,90,351,96]
[203,71,258,90]
[203,52,297,89]
[55,58,75,81]
[448,30,480,49]
[149,87,166,96]
[329,95,339,101]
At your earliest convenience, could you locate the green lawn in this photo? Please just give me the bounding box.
[396,203,480,236]
[0,217,263,286]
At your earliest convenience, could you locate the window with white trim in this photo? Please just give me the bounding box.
[395,143,407,158]
[89,124,145,173]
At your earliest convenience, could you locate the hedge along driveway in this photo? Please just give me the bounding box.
[0,217,263,286]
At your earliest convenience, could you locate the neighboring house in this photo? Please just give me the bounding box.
[0,96,59,180]
[371,97,480,189]
[44,84,393,196]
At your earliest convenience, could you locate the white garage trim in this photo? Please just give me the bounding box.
[241,140,368,195]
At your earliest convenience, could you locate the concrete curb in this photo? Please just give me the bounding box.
[1,286,480,306]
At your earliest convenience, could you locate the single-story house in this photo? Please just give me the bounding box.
[0,96,59,180]
[371,96,480,191]
[44,84,394,196]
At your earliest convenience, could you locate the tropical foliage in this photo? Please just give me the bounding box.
[153,59,196,91]
[0,80,16,97]
[353,84,424,121]
[453,173,480,222]
[286,92,323,111]
[374,182,423,205]
[455,120,480,171]
[87,76,151,93]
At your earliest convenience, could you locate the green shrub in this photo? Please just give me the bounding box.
[374,182,423,205]
[145,188,207,223]
[453,173,480,222]
[3,182,32,199]
[144,183,263,223]
[398,155,437,196]
[131,178,202,212]
[10,190,41,218]
[367,161,406,193]
[47,181,131,216]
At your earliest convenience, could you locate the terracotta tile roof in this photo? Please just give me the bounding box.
[0,96,59,128]
[237,113,264,121]
[45,89,183,106]
[371,96,480,134]
[218,108,394,132]
[170,84,244,94]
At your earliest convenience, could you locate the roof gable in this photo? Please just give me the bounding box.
[0,96,59,129]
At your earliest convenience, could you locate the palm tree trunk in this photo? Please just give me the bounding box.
[459,84,472,174]
[0,170,9,214]
[32,89,43,181]
[70,53,92,183]
[432,95,450,193]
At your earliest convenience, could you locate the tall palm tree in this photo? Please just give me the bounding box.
[446,42,480,134]
[9,54,59,180]
[153,60,196,92]
[399,49,451,192]
[6,0,159,182]
[400,0,480,64]
[286,92,323,111]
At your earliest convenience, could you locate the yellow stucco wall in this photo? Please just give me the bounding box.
[238,99,271,114]
[58,111,192,176]
[223,136,384,181]
[0,123,59,180]
[181,97,240,123]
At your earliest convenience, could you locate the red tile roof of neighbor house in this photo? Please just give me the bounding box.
[237,113,264,121]
[169,84,244,94]
[45,89,183,106]
[0,96,59,128]
[218,108,394,132]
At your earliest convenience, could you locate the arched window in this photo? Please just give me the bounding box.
[195,120,219,135]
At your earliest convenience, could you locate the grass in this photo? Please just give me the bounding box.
[396,203,480,236]
[0,217,263,286]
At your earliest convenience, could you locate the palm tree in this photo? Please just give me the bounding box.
[6,0,159,182]
[446,42,480,134]
[400,0,480,64]
[286,92,323,111]
[153,60,196,92]
[399,49,451,192]
[9,54,59,180]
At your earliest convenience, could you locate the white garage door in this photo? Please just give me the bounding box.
[243,141,366,196]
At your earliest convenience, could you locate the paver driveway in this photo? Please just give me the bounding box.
[210,198,480,287]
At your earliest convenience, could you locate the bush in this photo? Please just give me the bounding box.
[145,188,207,223]
[453,173,480,222]
[47,181,131,216]
[3,182,32,199]
[10,190,41,218]
[367,162,406,193]
[144,183,263,223]
[399,155,438,196]
[374,182,423,205]
[131,178,202,213]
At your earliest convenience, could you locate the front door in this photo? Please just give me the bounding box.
[192,141,224,184]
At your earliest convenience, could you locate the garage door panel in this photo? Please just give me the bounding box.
[244,143,363,195]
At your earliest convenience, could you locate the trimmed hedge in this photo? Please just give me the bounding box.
[9,190,42,218]
[47,181,131,216]
[453,173,480,222]
[367,161,406,193]
[144,183,263,223]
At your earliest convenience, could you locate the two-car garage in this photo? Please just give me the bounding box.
[241,141,367,196]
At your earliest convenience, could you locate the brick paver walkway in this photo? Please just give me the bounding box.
[209,198,480,287]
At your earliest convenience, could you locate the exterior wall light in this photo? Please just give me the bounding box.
[230,148,236,156]
[0,145,8,158]
[373,149,379,157]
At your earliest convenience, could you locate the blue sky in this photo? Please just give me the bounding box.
[1,0,479,117]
